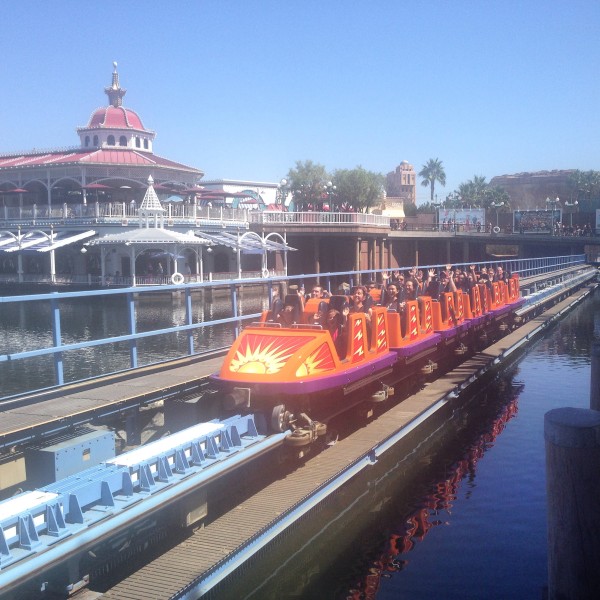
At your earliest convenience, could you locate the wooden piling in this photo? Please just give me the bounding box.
[591,340,600,411]
[545,407,600,599]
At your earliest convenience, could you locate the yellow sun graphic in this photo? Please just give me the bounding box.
[229,333,311,375]
[295,343,335,377]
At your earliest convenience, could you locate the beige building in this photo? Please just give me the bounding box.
[489,170,576,210]
[386,160,416,205]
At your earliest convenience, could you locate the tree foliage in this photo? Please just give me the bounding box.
[416,201,438,214]
[287,160,329,211]
[568,169,600,211]
[451,175,510,210]
[286,160,384,212]
[332,166,384,213]
[418,158,446,202]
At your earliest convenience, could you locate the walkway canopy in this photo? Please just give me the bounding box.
[85,228,296,284]
[0,228,96,283]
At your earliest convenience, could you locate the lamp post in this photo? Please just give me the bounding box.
[564,200,578,229]
[490,201,505,229]
[431,202,442,231]
[323,181,336,212]
[276,178,288,207]
[546,196,560,235]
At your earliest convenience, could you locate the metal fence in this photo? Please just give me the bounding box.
[0,255,588,400]
[249,211,390,227]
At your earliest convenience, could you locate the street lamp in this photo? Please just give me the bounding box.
[276,178,288,206]
[546,196,560,235]
[564,200,578,229]
[431,202,442,231]
[323,181,336,212]
[490,201,505,228]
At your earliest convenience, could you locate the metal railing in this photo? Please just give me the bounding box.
[0,255,590,400]
[249,211,390,227]
[0,202,250,227]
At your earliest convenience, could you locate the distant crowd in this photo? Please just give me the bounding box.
[269,264,510,358]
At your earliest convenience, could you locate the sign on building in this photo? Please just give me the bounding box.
[513,210,561,234]
[437,208,485,231]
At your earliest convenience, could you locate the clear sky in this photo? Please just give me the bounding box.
[1,0,598,203]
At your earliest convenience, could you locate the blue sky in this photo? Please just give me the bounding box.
[1,1,598,203]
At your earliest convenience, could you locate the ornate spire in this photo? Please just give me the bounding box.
[104,61,127,108]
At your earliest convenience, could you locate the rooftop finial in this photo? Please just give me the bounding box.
[105,61,126,108]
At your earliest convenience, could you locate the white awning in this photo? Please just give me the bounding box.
[199,232,296,254]
[0,230,96,253]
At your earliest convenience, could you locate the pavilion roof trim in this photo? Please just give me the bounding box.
[87,228,209,246]
[0,148,203,175]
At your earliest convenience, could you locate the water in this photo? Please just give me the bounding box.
[0,290,267,398]
[217,288,598,600]
[2,286,597,598]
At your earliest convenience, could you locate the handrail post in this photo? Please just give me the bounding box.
[185,287,194,356]
[50,295,64,386]
[231,283,240,338]
[127,292,138,368]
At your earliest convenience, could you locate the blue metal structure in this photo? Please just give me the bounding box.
[0,255,587,400]
[0,414,285,594]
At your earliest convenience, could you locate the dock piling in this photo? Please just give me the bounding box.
[544,407,600,599]
[590,340,600,411]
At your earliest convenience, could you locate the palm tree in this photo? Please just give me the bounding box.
[418,158,446,202]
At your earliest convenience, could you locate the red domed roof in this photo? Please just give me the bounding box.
[87,105,145,130]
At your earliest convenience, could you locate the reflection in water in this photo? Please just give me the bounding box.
[215,291,598,600]
[344,386,521,599]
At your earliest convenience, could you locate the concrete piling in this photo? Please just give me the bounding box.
[544,407,600,599]
[591,340,600,411]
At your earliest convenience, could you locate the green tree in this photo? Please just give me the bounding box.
[332,166,384,213]
[403,202,417,217]
[287,160,329,211]
[457,175,488,207]
[482,186,511,210]
[416,201,437,214]
[418,158,446,202]
[569,169,600,210]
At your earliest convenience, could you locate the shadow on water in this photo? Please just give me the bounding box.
[212,289,600,600]
[211,373,525,600]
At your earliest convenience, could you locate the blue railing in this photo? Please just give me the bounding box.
[0,255,588,400]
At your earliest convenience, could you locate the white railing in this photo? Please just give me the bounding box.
[0,202,250,227]
[249,211,390,227]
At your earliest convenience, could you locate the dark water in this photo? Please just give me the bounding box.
[0,290,267,398]
[216,289,598,600]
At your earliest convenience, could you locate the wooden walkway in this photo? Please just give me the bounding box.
[99,284,595,600]
[0,355,224,451]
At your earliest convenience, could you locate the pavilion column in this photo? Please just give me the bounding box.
[283,232,288,277]
[130,246,136,286]
[314,236,320,283]
[100,246,107,286]
[46,171,52,207]
[198,247,203,282]
[17,253,23,283]
[355,237,362,283]
[462,240,469,262]
[380,238,385,274]
[49,228,56,284]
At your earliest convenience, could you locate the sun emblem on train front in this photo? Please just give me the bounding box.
[229,333,311,374]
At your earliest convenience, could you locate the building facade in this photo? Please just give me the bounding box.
[0,63,203,209]
[489,170,576,210]
[385,160,416,205]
